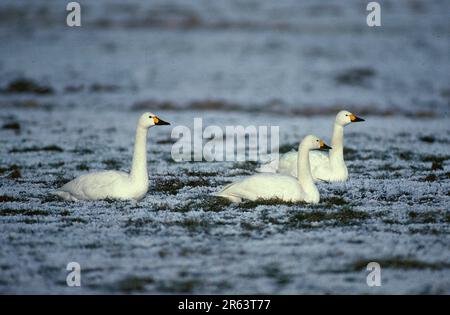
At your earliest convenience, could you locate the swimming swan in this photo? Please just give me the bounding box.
[216,135,332,204]
[53,112,170,201]
[258,110,364,182]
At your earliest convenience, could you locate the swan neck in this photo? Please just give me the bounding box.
[330,123,344,162]
[130,126,148,182]
[297,143,316,190]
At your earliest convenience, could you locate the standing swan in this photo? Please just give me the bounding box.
[216,135,331,204]
[258,110,364,182]
[53,112,170,201]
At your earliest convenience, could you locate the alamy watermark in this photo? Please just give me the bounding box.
[366,2,381,27]
[366,262,382,287]
[66,1,382,28]
[64,260,382,288]
[66,262,81,287]
[171,118,279,163]
[66,2,81,27]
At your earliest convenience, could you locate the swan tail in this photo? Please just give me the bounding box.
[215,183,242,203]
[52,190,77,201]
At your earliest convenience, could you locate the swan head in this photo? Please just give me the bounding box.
[138,112,170,128]
[302,135,332,151]
[336,110,365,126]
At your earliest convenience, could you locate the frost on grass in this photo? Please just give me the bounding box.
[0,108,449,294]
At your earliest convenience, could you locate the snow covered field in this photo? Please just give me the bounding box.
[0,0,449,294]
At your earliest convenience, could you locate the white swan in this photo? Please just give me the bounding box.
[53,112,170,201]
[216,135,332,204]
[258,110,364,182]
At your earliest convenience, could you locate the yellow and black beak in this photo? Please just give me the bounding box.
[349,114,365,122]
[319,140,332,151]
[153,116,170,126]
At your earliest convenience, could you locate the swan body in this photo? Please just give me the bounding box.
[54,171,147,201]
[218,174,304,203]
[217,135,331,204]
[258,110,364,182]
[53,112,170,201]
[267,150,348,181]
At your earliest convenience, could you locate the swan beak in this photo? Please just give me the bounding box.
[154,117,171,125]
[319,140,332,151]
[350,114,365,122]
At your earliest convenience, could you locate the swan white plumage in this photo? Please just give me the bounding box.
[258,110,364,182]
[53,112,170,201]
[216,135,332,204]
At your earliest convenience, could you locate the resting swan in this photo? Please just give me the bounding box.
[258,110,364,182]
[53,112,170,201]
[216,135,331,204]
